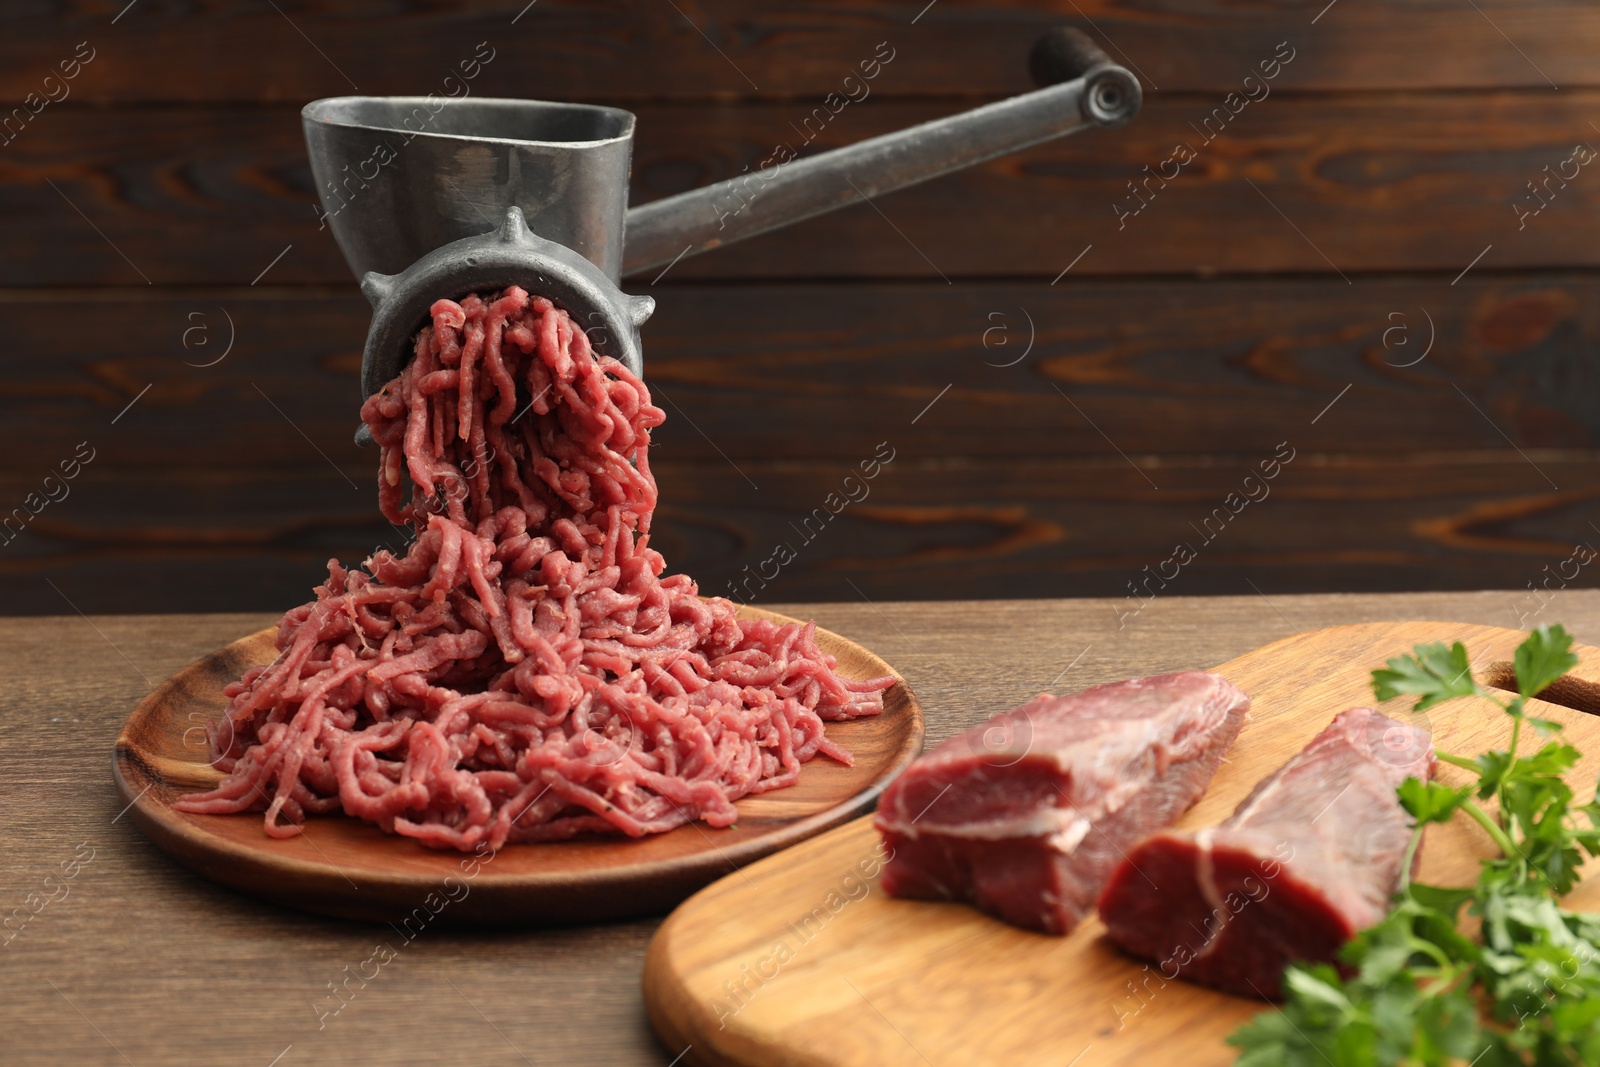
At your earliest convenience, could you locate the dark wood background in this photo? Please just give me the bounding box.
[6,0,1599,615]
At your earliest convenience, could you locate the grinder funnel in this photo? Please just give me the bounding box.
[304,97,635,283]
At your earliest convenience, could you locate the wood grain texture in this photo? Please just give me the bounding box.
[12,449,1600,614]
[4,594,1600,1066]
[5,274,1597,615]
[2,274,1596,468]
[643,621,1600,1067]
[2,0,1594,102]
[111,610,922,925]
[8,93,1600,286]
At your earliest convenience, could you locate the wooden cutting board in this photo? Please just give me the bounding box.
[643,621,1600,1067]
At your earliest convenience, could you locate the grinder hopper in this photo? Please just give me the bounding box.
[301,28,1141,438]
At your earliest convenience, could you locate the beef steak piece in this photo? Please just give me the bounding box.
[874,671,1250,934]
[1097,706,1435,999]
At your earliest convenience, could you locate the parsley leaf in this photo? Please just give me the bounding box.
[1371,640,1480,711]
[1397,778,1468,826]
[1515,623,1579,700]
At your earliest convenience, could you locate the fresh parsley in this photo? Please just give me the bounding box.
[1229,623,1600,1066]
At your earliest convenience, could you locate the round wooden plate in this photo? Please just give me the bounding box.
[113,606,922,927]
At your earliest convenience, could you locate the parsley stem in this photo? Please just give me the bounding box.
[1502,711,1524,839]
[1398,824,1426,893]
[1461,798,1518,859]
[1435,751,1480,771]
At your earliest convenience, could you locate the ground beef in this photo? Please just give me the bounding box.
[174,286,893,851]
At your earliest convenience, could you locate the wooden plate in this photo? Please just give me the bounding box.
[113,606,922,926]
[644,621,1600,1067]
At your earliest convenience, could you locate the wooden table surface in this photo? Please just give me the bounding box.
[4,589,1590,1066]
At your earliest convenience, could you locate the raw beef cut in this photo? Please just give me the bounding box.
[1097,706,1435,999]
[873,672,1249,934]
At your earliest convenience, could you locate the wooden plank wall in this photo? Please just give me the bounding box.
[3,0,1598,616]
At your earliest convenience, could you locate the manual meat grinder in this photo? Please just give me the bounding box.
[301,28,1142,439]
